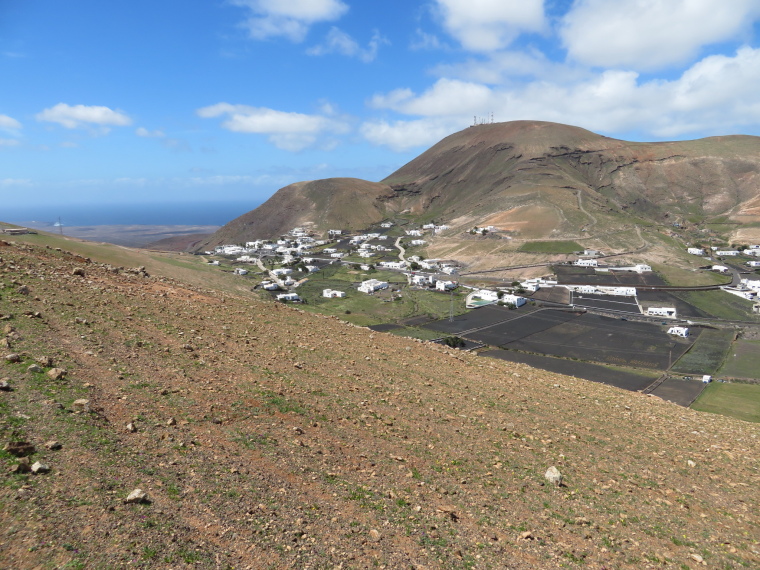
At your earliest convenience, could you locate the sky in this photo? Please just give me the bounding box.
[2,0,760,212]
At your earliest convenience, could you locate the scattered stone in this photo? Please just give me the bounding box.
[687,460,697,468]
[124,488,150,504]
[27,364,42,373]
[71,399,90,413]
[690,553,705,564]
[519,531,533,540]
[3,441,35,457]
[368,529,381,542]
[31,461,50,474]
[44,440,62,450]
[74,317,88,325]
[126,422,137,433]
[16,285,29,295]
[72,267,85,276]
[37,356,53,367]
[0,379,11,391]
[545,466,563,487]
[167,417,176,426]
[47,368,66,380]
[4,353,21,363]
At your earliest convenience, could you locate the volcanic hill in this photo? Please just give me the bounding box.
[1,234,759,568]
[198,121,760,261]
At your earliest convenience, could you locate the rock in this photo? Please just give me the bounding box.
[74,317,88,325]
[47,368,66,380]
[37,356,53,367]
[519,531,534,540]
[4,353,21,363]
[687,460,697,468]
[545,466,563,487]
[124,488,150,504]
[31,461,50,474]
[690,553,704,564]
[16,285,29,295]
[126,422,137,433]
[72,267,85,276]
[0,379,11,391]
[368,529,381,542]
[71,399,90,413]
[10,457,31,473]
[44,440,62,450]
[27,364,42,373]
[167,417,176,426]
[3,441,35,457]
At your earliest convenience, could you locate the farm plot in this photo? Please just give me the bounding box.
[479,350,659,391]
[570,293,640,314]
[504,313,695,369]
[670,328,735,375]
[637,290,709,319]
[423,304,535,335]
[649,378,706,407]
[463,309,581,346]
[719,340,760,380]
[554,266,666,286]
[692,382,760,423]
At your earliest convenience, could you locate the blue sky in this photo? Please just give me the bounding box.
[2,0,760,210]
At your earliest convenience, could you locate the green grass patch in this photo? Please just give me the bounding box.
[718,340,760,380]
[672,290,759,321]
[650,264,729,287]
[518,240,582,254]
[692,382,760,422]
[671,329,734,375]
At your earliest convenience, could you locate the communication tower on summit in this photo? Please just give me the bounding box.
[471,112,495,127]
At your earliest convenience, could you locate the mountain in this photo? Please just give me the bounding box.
[1,234,759,568]
[202,121,760,243]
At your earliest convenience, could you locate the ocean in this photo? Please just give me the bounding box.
[3,200,262,227]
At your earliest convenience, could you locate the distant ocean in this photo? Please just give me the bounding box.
[3,200,262,227]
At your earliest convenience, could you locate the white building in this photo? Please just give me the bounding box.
[740,279,760,291]
[379,261,407,270]
[687,247,705,256]
[276,293,301,302]
[262,282,280,291]
[409,274,435,286]
[712,265,730,273]
[233,268,248,275]
[330,252,346,258]
[747,261,760,268]
[272,268,293,276]
[667,326,689,338]
[380,222,393,228]
[406,229,423,237]
[410,240,426,246]
[646,307,677,318]
[358,279,388,294]
[435,280,458,291]
[574,258,598,267]
[716,250,740,256]
[721,287,756,300]
[322,289,346,298]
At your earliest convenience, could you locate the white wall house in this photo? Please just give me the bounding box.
[410,240,426,246]
[379,261,407,270]
[406,229,423,237]
[358,279,388,294]
[740,279,760,291]
[322,289,346,298]
[574,258,598,267]
[687,247,705,256]
[667,326,689,337]
[233,268,248,275]
[721,287,756,300]
[712,265,730,273]
[747,261,760,268]
[716,250,739,256]
[272,268,293,276]
[646,307,677,318]
[276,293,301,302]
[409,274,435,286]
[435,280,458,291]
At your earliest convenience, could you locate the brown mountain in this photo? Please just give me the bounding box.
[2,235,759,568]
[198,120,760,248]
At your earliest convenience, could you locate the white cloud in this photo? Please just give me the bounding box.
[0,139,20,147]
[136,127,165,138]
[361,46,760,150]
[36,103,132,130]
[0,178,32,187]
[560,0,760,70]
[0,114,22,133]
[230,0,348,42]
[433,0,546,51]
[60,141,79,148]
[197,102,350,151]
[307,27,388,63]
[410,29,446,51]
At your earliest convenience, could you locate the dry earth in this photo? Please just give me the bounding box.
[0,240,758,569]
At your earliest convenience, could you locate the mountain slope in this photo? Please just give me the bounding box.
[1,236,759,568]
[200,121,760,251]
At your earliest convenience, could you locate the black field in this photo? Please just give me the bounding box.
[367,323,404,332]
[649,378,707,407]
[423,304,536,335]
[503,313,696,370]
[569,292,640,313]
[463,310,581,346]
[530,287,571,304]
[479,350,658,391]
[555,266,666,286]
[636,290,709,318]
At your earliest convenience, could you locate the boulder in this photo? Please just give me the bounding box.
[3,441,35,457]
[47,368,66,380]
[544,466,563,487]
[124,489,150,504]
[71,399,90,413]
[31,461,50,474]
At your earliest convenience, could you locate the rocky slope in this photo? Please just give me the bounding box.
[0,237,759,569]
[199,121,760,249]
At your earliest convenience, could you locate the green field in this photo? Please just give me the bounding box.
[692,382,760,423]
[718,340,760,380]
[670,328,735,375]
[673,290,760,321]
[518,240,582,254]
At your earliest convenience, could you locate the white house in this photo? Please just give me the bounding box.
[409,274,435,286]
[276,293,301,302]
[410,240,426,246]
[305,265,320,273]
[330,252,346,258]
[435,280,458,291]
[702,375,712,383]
[613,264,652,273]
[667,326,689,338]
[323,248,338,254]
[328,229,343,236]
[687,247,705,256]
[380,222,393,228]
[712,265,730,273]
[746,249,760,257]
[272,268,293,276]
[716,250,740,256]
[646,307,677,318]
[262,282,280,291]
[322,289,346,298]
[747,261,760,268]
[358,251,375,258]
[358,279,388,294]
[379,261,407,270]
[233,268,248,275]
[574,258,598,267]
[721,287,756,300]
[406,229,423,237]
[740,279,760,291]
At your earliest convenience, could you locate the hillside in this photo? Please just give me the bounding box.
[198,121,760,268]
[1,236,759,568]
